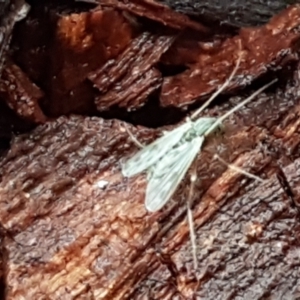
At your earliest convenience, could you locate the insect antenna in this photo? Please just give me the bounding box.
[204,78,277,136]
[213,154,264,182]
[191,41,243,120]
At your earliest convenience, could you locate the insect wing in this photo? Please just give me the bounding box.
[145,136,204,212]
[122,122,192,177]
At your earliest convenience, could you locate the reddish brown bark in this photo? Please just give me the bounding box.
[160,5,300,107]
[1,1,300,299]
[1,76,300,298]
[0,62,46,123]
[88,32,174,111]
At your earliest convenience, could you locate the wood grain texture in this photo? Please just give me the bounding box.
[1,77,300,298]
[159,0,298,27]
[1,1,300,299]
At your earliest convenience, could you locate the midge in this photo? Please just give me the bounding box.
[122,54,276,212]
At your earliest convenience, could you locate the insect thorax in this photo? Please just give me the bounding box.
[181,117,218,143]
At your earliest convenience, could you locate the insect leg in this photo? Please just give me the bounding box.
[187,168,198,271]
[191,40,243,120]
[213,154,264,182]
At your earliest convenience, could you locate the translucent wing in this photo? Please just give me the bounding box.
[122,121,192,177]
[145,136,204,212]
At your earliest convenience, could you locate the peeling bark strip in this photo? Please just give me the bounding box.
[2,1,300,299]
[5,2,299,119]
[0,0,30,77]
[88,32,174,111]
[96,67,161,111]
[48,8,134,116]
[1,80,300,298]
[160,0,297,27]
[96,0,208,31]
[0,62,46,123]
[160,5,300,108]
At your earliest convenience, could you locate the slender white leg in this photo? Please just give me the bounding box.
[187,169,198,271]
[214,154,264,182]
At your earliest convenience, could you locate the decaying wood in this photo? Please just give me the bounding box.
[6,2,300,119]
[160,5,300,108]
[93,0,208,32]
[0,61,46,123]
[159,0,298,27]
[88,32,174,111]
[1,1,300,299]
[46,8,135,116]
[0,0,29,76]
[1,76,300,298]
[4,6,135,119]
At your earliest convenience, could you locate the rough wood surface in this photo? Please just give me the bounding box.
[0,0,29,76]
[1,1,300,299]
[1,76,300,298]
[96,0,208,32]
[0,61,46,123]
[159,0,298,27]
[160,5,300,108]
[89,32,174,111]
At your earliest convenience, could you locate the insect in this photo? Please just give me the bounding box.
[122,58,276,212]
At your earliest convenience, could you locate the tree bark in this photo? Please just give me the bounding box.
[1,70,300,298]
[159,0,299,27]
[1,1,300,299]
